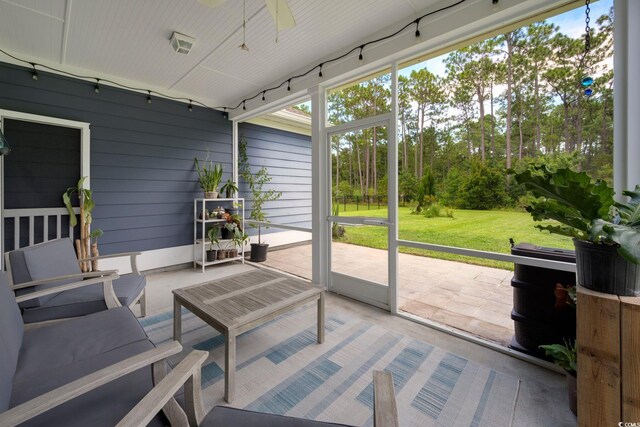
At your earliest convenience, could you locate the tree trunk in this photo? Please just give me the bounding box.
[534,62,541,155]
[419,105,425,177]
[357,145,363,196]
[505,32,514,169]
[372,127,378,195]
[563,102,571,152]
[477,85,486,162]
[490,80,495,158]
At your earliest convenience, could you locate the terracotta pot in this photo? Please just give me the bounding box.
[217,250,227,260]
[228,249,238,258]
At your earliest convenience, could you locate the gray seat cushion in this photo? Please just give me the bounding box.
[10,307,163,427]
[11,238,81,309]
[15,306,148,381]
[12,340,164,427]
[21,274,146,324]
[0,271,23,411]
[201,406,355,427]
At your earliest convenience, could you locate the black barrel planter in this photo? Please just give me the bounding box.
[574,239,640,296]
[510,243,576,357]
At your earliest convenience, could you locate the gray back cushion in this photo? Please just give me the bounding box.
[8,250,38,309]
[0,271,24,411]
[12,238,81,307]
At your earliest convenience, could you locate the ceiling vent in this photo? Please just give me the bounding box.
[170,32,196,55]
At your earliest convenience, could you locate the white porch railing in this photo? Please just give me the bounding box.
[3,207,80,250]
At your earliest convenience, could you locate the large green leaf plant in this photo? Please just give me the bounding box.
[511,165,640,264]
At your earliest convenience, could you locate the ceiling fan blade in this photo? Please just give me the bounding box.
[198,0,227,8]
[265,0,296,30]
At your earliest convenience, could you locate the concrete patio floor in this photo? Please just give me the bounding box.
[261,242,515,347]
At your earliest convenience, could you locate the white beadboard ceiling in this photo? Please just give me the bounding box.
[0,0,440,108]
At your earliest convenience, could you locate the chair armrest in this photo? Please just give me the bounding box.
[14,272,121,308]
[117,350,208,427]
[79,252,142,275]
[11,270,119,290]
[373,370,399,427]
[0,341,182,427]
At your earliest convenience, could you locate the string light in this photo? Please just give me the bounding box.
[94,78,100,93]
[262,91,266,101]
[188,99,193,111]
[0,0,467,113]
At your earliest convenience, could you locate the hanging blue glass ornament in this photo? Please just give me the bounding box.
[581,76,594,87]
[584,88,593,96]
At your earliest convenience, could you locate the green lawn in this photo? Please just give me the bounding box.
[335,207,574,270]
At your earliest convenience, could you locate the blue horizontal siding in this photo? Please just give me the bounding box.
[0,61,231,254]
[238,123,311,235]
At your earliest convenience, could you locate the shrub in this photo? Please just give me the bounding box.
[460,162,508,210]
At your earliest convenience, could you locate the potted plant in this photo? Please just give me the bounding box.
[198,208,210,220]
[239,138,282,262]
[207,227,219,262]
[63,176,102,272]
[540,340,577,415]
[194,158,223,199]
[511,165,640,296]
[220,179,239,199]
[220,223,239,258]
[231,230,250,259]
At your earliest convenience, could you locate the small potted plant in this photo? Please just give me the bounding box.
[194,158,223,199]
[511,165,640,296]
[220,179,239,199]
[540,340,577,415]
[206,227,219,262]
[231,229,249,259]
[239,138,281,262]
[198,208,210,220]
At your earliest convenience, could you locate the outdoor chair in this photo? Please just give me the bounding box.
[0,270,181,427]
[5,237,147,323]
[119,355,400,427]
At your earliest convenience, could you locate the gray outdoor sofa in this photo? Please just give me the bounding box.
[0,269,398,427]
[5,237,146,323]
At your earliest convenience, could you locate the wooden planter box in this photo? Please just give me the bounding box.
[577,286,640,426]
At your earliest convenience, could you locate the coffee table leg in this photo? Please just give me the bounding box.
[317,291,325,344]
[173,299,182,343]
[225,332,236,403]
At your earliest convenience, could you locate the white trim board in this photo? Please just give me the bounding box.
[97,230,311,274]
[0,110,90,269]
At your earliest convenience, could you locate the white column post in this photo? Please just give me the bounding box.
[232,120,239,188]
[310,86,329,287]
[388,63,399,314]
[614,0,640,198]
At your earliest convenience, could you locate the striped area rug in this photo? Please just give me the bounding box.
[141,303,519,427]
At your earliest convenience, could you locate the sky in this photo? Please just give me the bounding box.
[399,0,613,79]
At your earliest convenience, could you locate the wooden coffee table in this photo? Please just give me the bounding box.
[172,269,324,403]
